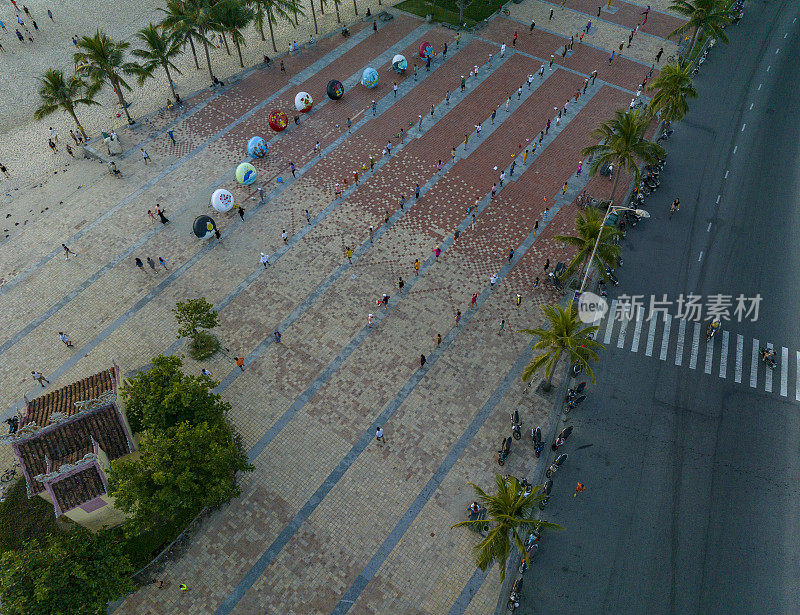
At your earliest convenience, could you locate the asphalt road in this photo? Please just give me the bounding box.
[521,2,800,614]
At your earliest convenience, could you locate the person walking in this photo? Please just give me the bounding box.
[141,148,150,164]
[376,426,385,443]
[436,332,442,347]
[491,107,497,125]
[433,245,441,260]
[490,273,498,287]
[238,206,246,221]
[508,248,514,263]
[499,171,506,186]
[516,293,522,306]
[32,370,50,387]
[290,162,296,178]
[471,292,478,309]
[368,313,374,328]
[134,257,146,272]
[345,246,353,263]
[62,243,76,260]
[167,129,176,145]
[381,293,389,310]
[235,356,245,371]
[147,257,158,271]
[419,354,427,369]
[372,99,377,116]
[491,183,497,198]
[282,229,288,244]
[393,82,398,98]
[260,252,270,268]
[497,319,505,335]
[156,206,169,224]
[369,225,374,243]
[454,309,462,327]
[530,19,535,32]
[398,277,405,293]
[544,258,550,271]
[414,258,420,275]
[159,256,168,270]
[58,331,74,347]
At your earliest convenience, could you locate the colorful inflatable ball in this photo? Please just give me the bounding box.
[211,189,234,213]
[247,136,267,158]
[268,110,288,132]
[361,67,379,89]
[235,162,257,185]
[392,54,407,73]
[419,41,433,59]
[193,215,216,239]
[294,91,313,113]
[326,79,344,100]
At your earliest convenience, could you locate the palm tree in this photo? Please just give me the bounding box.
[307,0,319,34]
[668,0,731,56]
[451,475,562,581]
[352,0,358,16]
[647,60,698,127]
[520,304,603,391]
[581,109,665,206]
[160,0,201,70]
[34,69,99,137]
[327,0,342,23]
[259,0,304,52]
[215,0,254,68]
[554,207,621,281]
[131,24,184,103]
[74,30,140,125]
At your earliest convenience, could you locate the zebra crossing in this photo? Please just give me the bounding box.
[594,300,798,401]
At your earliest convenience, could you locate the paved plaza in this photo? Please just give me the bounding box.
[0,1,684,612]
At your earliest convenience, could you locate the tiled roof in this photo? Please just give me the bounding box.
[50,465,106,513]
[22,367,116,428]
[19,405,132,494]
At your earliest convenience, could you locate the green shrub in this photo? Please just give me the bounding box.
[189,330,221,360]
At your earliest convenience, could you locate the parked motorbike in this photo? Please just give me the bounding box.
[531,426,544,457]
[511,409,521,440]
[498,436,512,466]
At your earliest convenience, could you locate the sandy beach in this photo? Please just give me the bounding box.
[0,0,397,188]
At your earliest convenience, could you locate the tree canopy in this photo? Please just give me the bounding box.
[121,354,227,434]
[0,530,134,615]
[109,420,252,534]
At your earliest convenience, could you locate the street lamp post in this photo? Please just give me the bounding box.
[577,203,649,295]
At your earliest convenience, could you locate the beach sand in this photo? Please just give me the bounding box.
[0,0,398,188]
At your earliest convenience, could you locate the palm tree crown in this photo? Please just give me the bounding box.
[34,69,99,134]
[647,60,698,126]
[214,0,254,68]
[74,29,140,124]
[451,475,562,581]
[252,0,305,52]
[132,24,184,103]
[668,0,731,54]
[582,109,665,204]
[520,304,603,390]
[160,0,202,70]
[555,207,621,281]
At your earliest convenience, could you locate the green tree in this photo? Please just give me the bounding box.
[173,297,221,359]
[160,0,202,70]
[109,421,252,534]
[255,0,305,51]
[162,0,219,82]
[131,23,184,103]
[0,530,134,615]
[581,109,665,206]
[33,69,99,138]
[73,29,140,125]
[173,296,219,337]
[215,0,254,68]
[647,60,698,126]
[554,207,621,281]
[668,0,730,56]
[121,354,227,434]
[520,304,603,391]
[451,475,562,581]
